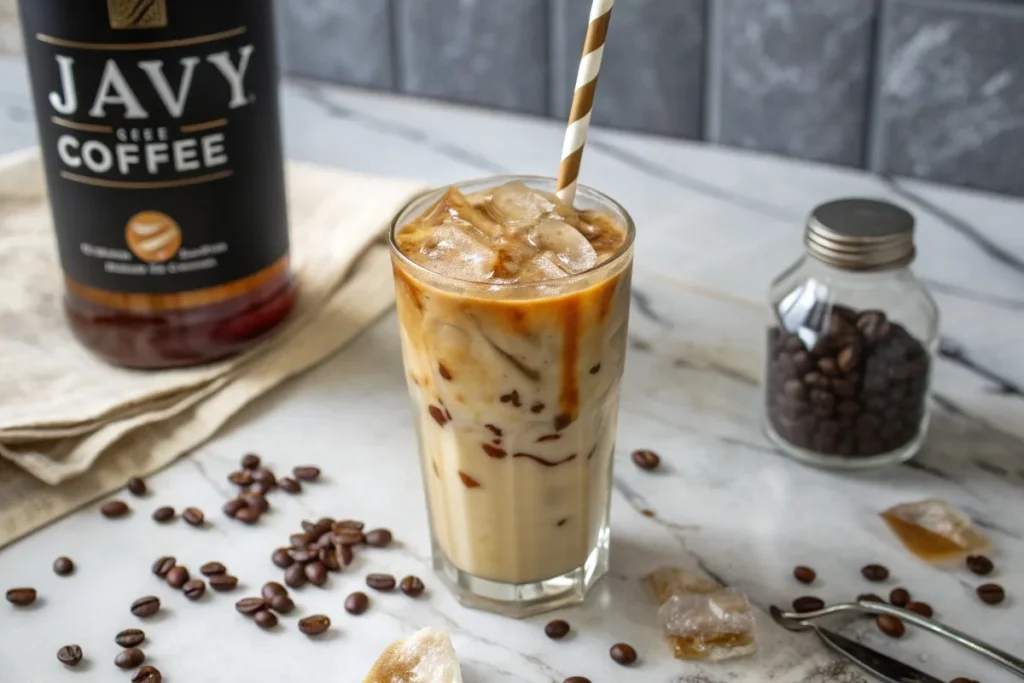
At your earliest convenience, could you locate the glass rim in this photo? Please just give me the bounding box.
[387,175,636,293]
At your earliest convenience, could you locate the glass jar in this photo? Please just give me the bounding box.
[763,199,939,469]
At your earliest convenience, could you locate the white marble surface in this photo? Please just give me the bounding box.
[1,56,1023,683]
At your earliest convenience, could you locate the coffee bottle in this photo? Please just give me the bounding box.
[18,0,295,368]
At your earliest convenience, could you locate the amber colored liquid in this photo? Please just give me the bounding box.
[880,512,986,562]
[669,632,755,660]
[65,270,296,369]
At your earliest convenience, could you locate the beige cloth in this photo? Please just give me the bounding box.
[0,148,427,548]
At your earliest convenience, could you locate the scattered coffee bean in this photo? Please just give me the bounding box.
[250,480,273,495]
[345,592,369,615]
[400,576,425,597]
[793,566,816,584]
[271,547,294,569]
[228,470,253,487]
[792,596,825,613]
[242,491,270,514]
[241,453,260,470]
[544,619,570,639]
[631,449,660,470]
[166,565,189,589]
[293,466,321,482]
[336,543,354,567]
[208,575,239,592]
[290,532,312,549]
[182,507,205,527]
[966,555,994,576]
[115,648,145,669]
[274,476,300,494]
[284,563,307,589]
[254,609,278,629]
[222,498,245,518]
[235,507,260,525]
[321,547,341,571]
[564,678,591,683]
[115,629,145,648]
[889,588,910,607]
[200,562,227,576]
[262,582,288,600]
[365,528,393,548]
[152,506,175,523]
[305,561,328,586]
[334,519,365,531]
[53,556,74,576]
[6,588,37,606]
[252,468,276,488]
[101,500,130,518]
[861,564,890,582]
[366,573,396,592]
[269,595,295,614]
[609,643,637,665]
[132,665,162,683]
[858,593,884,603]
[906,601,933,618]
[334,527,365,546]
[235,597,266,615]
[152,556,176,577]
[876,614,905,638]
[183,579,206,601]
[131,596,160,618]
[977,583,1005,605]
[126,477,147,496]
[949,678,978,683]
[56,645,83,667]
[298,614,331,636]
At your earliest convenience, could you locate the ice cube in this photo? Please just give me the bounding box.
[420,221,498,281]
[518,251,571,282]
[528,218,598,274]
[363,627,463,683]
[881,499,989,562]
[487,182,555,229]
[646,567,722,604]
[658,589,758,661]
[425,187,503,240]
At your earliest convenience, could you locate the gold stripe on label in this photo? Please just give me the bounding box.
[180,119,228,134]
[568,79,598,125]
[67,256,291,312]
[51,116,114,134]
[61,170,233,190]
[582,11,613,56]
[36,26,246,51]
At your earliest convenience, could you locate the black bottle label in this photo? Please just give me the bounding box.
[19,0,289,309]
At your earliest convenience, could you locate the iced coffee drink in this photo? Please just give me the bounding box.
[389,176,634,617]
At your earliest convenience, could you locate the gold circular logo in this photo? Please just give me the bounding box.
[125,211,182,263]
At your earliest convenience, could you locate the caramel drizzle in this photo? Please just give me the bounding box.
[513,453,577,468]
[559,299,581,423]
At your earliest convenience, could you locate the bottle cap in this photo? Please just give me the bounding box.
[805,199,915,271]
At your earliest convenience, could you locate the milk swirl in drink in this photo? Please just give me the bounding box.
[390,178,634,615]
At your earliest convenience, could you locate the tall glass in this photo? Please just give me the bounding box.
[388,176,635,617]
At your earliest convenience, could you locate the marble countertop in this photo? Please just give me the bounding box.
[1,56,1023,683]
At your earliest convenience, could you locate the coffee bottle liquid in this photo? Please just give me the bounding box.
[18,0,295,368]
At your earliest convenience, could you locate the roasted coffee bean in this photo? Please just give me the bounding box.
[792,596,825,613]
[858,593,884,604]
[400,576,425,597]
[101,500,130,518]
[876,614,905,638]
[152,506,175,523]
[57,644,83,666]
[544,619,570,639]
[290,532,312,548]
[279,477,301,494]
[53,556,75,576]
[334,519,365,531]
[182,507,205,527]
[241,453,260,469]
[293,466,321,482]
[977,583,1005,605]
[115,648,145,669]
[262,582,288,600]
[334,528,365,546]
[861,564,889,582]
[208,574,239,592]
[564,678,591,683]
[115,629,145,648]
[166,565,190,588]
[949,679,978,683]
[336,543,354,567]
[272,547,294,569]
[793,566,816,584]
[284,564,307,589]
[183,579,206,601]
[242,492,270,515]
[222,498,245,518]
[235,507,260,525]
[269,594,295,614]
[132,665,162,683]
[228,470,254,486]
[609,643,637,665]
[200,562,227,576]
[889,588,910,607]
[252,468,277,488]
[906,601,933,618]
[305,561,328,586]
[321,547,341,571]
[152,556,175,577]
[289,549,314,564]
[254,609,278,629]
[249,480,273,495]
[235,597,266,615]
[630,449,660,470]
[966,555,994,576]
[298,614,331,636]
[345,591,369,615]
[127,477,147,496]
[131,596,160,617]
[366,573,396,592]
[365,528,393,548]
[5,588,36,606]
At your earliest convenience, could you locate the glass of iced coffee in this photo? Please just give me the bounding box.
[389,176,634,617]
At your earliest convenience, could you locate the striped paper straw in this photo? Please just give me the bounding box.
[556,0,615,205]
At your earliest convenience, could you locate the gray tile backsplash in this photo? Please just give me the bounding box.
[873,0,1024,195]
[276,0,1024,196]
[552,0,705,139]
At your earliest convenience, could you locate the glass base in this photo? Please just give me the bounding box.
[763,414,927,470]
[432,527,610,619]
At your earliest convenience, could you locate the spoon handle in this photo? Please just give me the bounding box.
[813,626,944,683]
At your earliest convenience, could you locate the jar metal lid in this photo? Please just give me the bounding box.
[805,198,916,271]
